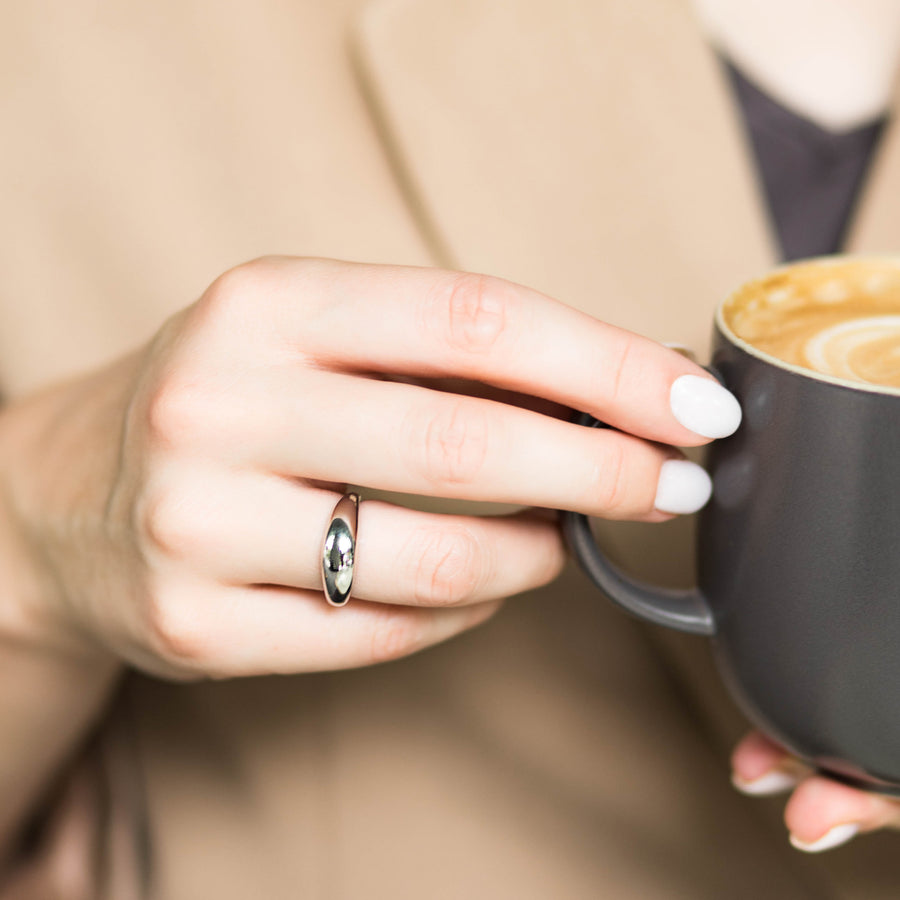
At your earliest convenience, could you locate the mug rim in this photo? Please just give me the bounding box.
[715,254,900,397]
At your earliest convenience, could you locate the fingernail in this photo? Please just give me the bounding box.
[732,770,800,796]
[670,374,742,439]
[654,459,712,514]
[789,823,859,853]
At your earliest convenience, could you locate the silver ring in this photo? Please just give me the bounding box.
[322,492,359,607]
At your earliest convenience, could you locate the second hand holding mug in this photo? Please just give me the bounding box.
[564,256,900,795]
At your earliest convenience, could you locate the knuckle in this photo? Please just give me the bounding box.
[610,337,635,407]
[139,487,206,560]
[145,592,210,667]
[144,376,208,448]
[411,398,491,488]
[407,527,485,607]
[202,258,275,318]
[600,334,638,409]
[429,272,511,355]
[191,258,286,339]
[368,611,422,664]
[591,439,630,516]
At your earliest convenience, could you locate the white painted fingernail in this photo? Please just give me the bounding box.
[654,459,712,514]
[790,823,859,853]
[670,374,742,439]
[732,770,800,796]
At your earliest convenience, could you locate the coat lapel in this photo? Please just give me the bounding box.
[353,0,776,357]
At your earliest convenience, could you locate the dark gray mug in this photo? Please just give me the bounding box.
[564,260,900,795]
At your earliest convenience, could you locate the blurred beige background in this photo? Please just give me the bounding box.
[2,1,900,898]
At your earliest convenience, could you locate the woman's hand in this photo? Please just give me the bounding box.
[0,257,740,681]
[732,731,900,851]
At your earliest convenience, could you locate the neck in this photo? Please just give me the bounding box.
[692,0,900,131]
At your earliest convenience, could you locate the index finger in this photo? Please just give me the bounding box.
[252,258,741,446]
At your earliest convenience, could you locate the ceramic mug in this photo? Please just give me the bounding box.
[563,257,900,794]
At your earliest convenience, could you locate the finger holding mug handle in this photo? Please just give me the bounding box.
[563,256,900,806]
[560,393,731,635]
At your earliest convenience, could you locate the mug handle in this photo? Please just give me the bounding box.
[560,411,716,636]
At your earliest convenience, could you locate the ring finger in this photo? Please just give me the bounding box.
[152,472,566,607]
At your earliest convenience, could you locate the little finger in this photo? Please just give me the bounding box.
[147,582,503,676]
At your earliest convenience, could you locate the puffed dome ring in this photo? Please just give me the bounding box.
[321,492,359,607]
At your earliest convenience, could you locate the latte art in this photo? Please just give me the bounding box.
[805,316,900,386]
[722,259,900,388]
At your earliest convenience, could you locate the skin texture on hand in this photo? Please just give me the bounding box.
[0,257,741,859]
[0,257,730,682]
[10,256,900,862]
[6,256,898,855]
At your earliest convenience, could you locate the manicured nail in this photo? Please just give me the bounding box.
[654,459,712,514]
[732,770,800,796]
[670,375,742,439]
[789,823,859,853]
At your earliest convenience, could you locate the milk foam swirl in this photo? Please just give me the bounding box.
[722,260,900,389]
[804,316,900,385]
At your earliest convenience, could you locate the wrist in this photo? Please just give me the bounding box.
[0,356,139,664]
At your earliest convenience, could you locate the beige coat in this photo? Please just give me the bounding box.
[2,1,900,897]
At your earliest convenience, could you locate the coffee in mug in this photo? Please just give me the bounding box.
[563,255,900,795]
[724,258,900,388]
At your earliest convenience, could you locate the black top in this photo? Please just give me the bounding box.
[726,60,888,261]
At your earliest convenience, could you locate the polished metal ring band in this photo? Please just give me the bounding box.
[322,492,359,607]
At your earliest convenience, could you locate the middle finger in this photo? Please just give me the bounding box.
[233,370,695,520]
